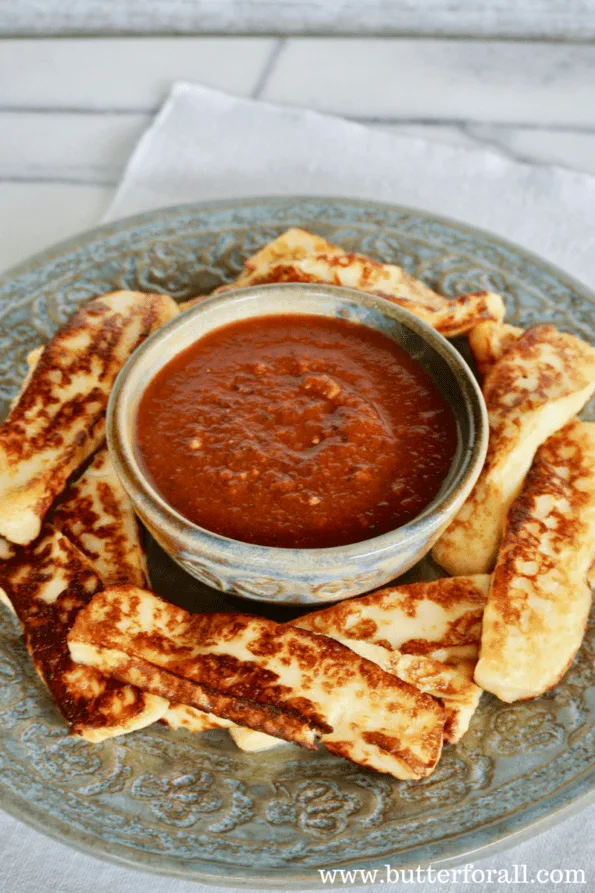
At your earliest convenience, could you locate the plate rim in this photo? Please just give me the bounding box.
[1,758,593,889]
[1,194,594,887]
[1,195,595,311]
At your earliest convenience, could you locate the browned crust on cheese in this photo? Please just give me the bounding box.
[198,227,504,337]
[52,448,147,588]
[243,228,344,272]
[490,420,594,633]
[476,419,595,700]
[220,251,443,308]
[424,292,505,337]
[69,586,446,775]
[69,590,328,745]
[4,292,170,455]
[182,229,506,337]
[359,731,440,778]
[483,325,595,411]
[90,645,317,747]
[433,324,595,576]
[298,577,488,653]
[0,291,178,544]
[389,652,481,742]
[215,260,503,336]
[0,527,157,736]
[160,704,232,732]
[181,228,343,309]
[398,609,486,657]
[477,325,595,520]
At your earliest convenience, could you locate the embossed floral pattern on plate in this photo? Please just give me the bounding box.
[0,197,595,887]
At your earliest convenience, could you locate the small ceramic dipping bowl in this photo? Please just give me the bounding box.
[107,283,487,606]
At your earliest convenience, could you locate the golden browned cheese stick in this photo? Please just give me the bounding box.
[50,446,217,732]
[50,444,203,733]
[5,330,199,729]
[433,326,595,575]
[294,575,490,668]
[219,256,505,339]
[178,575,490,748]
[0,291,179,545]
[68,585,447,779]
[475,419,595,702]
[181,228,506,337]
[0,526,168,740]
[214,232,447,309]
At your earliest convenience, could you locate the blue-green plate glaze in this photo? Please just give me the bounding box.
[0,197,594,888]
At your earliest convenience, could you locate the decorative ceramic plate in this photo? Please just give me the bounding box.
[1,197,594,888]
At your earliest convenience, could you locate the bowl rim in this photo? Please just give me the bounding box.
[107,282,488,563]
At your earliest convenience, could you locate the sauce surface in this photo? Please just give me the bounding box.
[136,314,458,549]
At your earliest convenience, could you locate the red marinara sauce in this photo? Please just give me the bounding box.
[136,314,458,549]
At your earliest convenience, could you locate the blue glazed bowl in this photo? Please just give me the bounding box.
[107,283,487,605]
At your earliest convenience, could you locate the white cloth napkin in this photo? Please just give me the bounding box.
[4,82,595,893]
[106,82,595,289]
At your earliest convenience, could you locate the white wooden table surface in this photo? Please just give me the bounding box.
[2,37,595,276]
[4,1,595,40]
